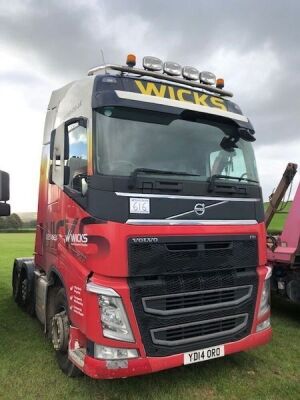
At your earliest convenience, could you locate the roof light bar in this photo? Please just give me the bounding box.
[182,66,199,81]
[143,56,163,71]
[163,61,182,76]
[126,54,136,68]
[200,71,216,86]
[87,65,233,97]
[216,78,224,89]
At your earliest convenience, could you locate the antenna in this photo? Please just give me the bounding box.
[101,49,107,73]
[100,49,106,64]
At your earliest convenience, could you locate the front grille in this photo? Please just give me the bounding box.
[128,235,257,276]
[128,235,258,357]
[142,285,253,316]
[151,314,248,346]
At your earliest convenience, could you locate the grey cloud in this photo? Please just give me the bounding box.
[1,0,300,147]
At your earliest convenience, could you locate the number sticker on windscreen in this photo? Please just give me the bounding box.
[130,198,150,214]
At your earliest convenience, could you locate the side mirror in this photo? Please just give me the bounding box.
[48,165,70,185]
[0,170,9,201]
[72,174,88,196]
[50,128,69,160]
[0,203,10,216]
[220,136,238,152]
[50,129,55,161]
[64,166,70,185]
[80,177,88,196]
[48,164,54,184]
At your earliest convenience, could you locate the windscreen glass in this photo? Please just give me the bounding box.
[95,107,259,183]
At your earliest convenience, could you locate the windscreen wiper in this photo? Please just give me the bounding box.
[128,168,200,189]
[208,174,259,192]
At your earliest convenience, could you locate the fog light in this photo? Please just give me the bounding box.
[94,344,138,360]
[182,66,199,80]
[256,317,271,332]
[143,56,163,71]
[163,61,182,76]
[199,71,216,85]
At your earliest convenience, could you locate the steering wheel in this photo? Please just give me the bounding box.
[239,172,248,180]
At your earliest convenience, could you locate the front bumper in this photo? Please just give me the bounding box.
[82,328,271,379]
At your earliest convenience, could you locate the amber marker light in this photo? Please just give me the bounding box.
[126,54,136,67]
[216,78,224,89]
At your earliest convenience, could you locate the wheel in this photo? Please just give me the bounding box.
[48,286,82,377]
[12,261,21,302]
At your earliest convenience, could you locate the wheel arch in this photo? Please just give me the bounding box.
[47,266,66,290]
[46,266,70,332]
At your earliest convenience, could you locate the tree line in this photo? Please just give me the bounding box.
[0,214,37,230]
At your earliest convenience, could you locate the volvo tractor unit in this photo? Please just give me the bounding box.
[12,55,272,379]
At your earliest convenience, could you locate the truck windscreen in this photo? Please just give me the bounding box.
[95,106,259,184]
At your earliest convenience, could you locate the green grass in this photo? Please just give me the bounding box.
[0,233,299,400]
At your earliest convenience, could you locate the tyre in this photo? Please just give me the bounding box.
[13,260,35,316]
[48,286,82,377]
[12,260,22,302]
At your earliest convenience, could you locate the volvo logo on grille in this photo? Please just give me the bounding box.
[132,237,159,243]
[194,203,205,216]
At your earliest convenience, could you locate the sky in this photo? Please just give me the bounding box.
[0,0,300,212]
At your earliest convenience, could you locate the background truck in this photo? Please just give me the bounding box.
[12,55,272,379]
[266,163,300,304]
[0,170,10,216]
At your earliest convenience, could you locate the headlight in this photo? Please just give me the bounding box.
[94,344,138,360]
[86,282,135,342]
[99,295,134,342]
[258,267,272,317]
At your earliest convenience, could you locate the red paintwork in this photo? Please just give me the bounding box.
[83,328,272,379]
[35,172,271,378]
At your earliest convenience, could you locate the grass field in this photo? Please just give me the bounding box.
[0,233,299,400]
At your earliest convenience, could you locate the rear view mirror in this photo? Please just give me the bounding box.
[48,165,70,185]
[50,129,55,161]
[72,174,88,196]
[220,136,238,152]
[50,128,69,161]
[238,128,256,142]
[0,170,10,216]
[0,170,9,201]
[0,203,10,216]
[64,166,70,185]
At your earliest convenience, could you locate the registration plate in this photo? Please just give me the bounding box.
[184,345,224,365]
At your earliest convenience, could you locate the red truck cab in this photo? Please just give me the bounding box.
[12,56,271,378]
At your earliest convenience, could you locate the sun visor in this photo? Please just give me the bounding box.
[92,76,253,130]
